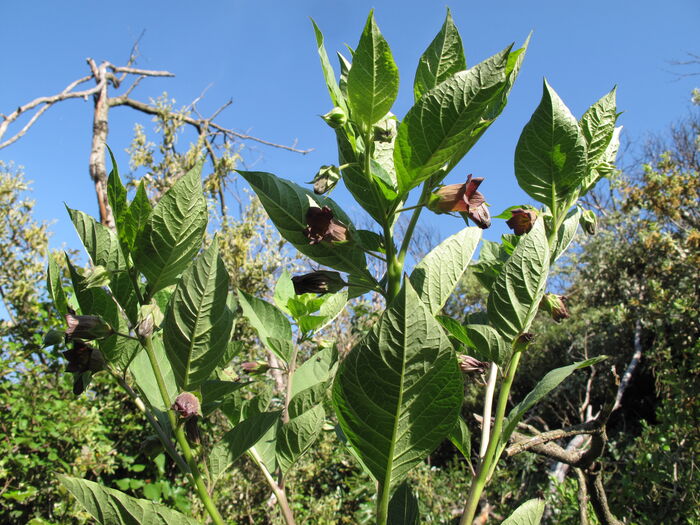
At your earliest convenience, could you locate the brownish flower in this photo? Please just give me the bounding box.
[241,361,270,374]
[292,271,346,295]
[506,208,538,235]
[65,313,112,341]
[62,339,105,374]
[458,355,489,374]
[428,175,491,229]
[304,206,350,244]
[172,392,201,419]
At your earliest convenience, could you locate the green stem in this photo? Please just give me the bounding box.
[377,481,392,525]
[460,350,523,525]
[141,336,225,525]
[249,447,297,525]
[398,183,431,266]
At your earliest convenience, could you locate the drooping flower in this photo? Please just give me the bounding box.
[506,208,538,235]
[62,339,105,374]
[292,271,346,295]
[172,392,201,419]
[304,206,350,244]
[458,355,489,374]
[428,174,491,228]
[241,361,270,375]
[64,313,112,341]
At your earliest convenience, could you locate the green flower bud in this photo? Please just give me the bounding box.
[308,165,341,195]
[321,107,347,128]
[580,209,597,235]
[43,328,65,348]
[241,361,270,375]
[373,123,395,143]
[540,293,570,322]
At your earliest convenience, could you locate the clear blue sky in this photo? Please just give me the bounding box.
[1,1,698,254]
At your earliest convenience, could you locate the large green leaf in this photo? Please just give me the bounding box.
[291,344,338,398]
[346,10,399,127]
[162,238,234,391]
[133,162,208,296]
[277,403,325,473]
[409,227,481,315]
[333,280,463,488]
[310,19,348,113]
[487,218,549,340]
[466,324,510,365]
[238,289,293,362]
[502,498,545,525]
[413,9,466,101]
[201,380,247,417]
[122,181,152,252]
[394,46,511,193]
[209,410,281,483]
[500,356,607,447]
[238,170,372,279]
[387,481,420,525]
[551,208,581,263]
[60,476,199,525]
[514,80,587,211]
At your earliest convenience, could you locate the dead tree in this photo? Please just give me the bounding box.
[0,49,310,227]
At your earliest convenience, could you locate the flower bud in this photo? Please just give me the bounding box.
[321,107,347,128]
[373,123,395,143]
[458,355,488,374]
[308,165,341,195]
[65,313,113,341]
[540,293,570,322]
[580,209,597,235]
[81,265,110,289]
[506,208,538,236]
[172,392,201,419]
[241,361,270,375]
[292,271,346,295]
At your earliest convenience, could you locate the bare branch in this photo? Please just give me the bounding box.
[107,64,175,78]
[613,318,643,411]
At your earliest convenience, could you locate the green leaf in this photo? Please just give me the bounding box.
[409,227,481,315]
[466,324,510,365]
[580,123,622,197]
[277,403,325,473]
[413,8,466,101]
[502,498,545,525]
[291,344,338,398]
[471,239,507,290]
[47,253,69,317]
[122,181,152,252]
[551,208,581,262]
[163,238,234,391]
[333,280,463,488]
[59,476,199,525]
[395,46,511,193]
[238,170,372,279]
[487,218,549,340]
[437,315,471,346]
[448,417,471,462]
[310,19,348,113]
[133,162,208,295]
[238,289,293,362]
[347,10,399,127]
[66,260,137,369]
[209,410,281,483]
[273,270,295,315]
[66,207,124,273]
[201,380,247,417]
[106,147,128,238]
[514,80,587,211]
[500,356,607,446]
[387,481,420,525]
[580,87,618,171]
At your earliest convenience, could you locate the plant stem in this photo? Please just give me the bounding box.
[479,363,499,458]
[110,369,190,475]
[141,336,225,525]
[377,481,392,525]
[460,350,523,525]
[398,183,431,266]
[249,447,297,525]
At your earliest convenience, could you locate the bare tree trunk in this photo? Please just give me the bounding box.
[87,59,113,228]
